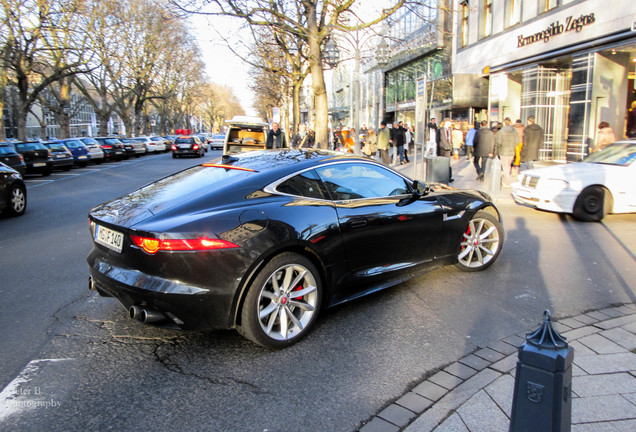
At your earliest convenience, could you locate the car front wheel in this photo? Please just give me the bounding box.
[239,253,322,348]
[8,185,27,216]
[572,186,610,222]
[456,211,503,272]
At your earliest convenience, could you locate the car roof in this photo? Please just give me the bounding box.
[218,149,375,177]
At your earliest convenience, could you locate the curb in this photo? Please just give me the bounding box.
[358,303,636,432]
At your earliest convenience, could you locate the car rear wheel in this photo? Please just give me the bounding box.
[8,185,26,216]
[572,186,610,222]
[456,211,503,272]
[239,253,322,348]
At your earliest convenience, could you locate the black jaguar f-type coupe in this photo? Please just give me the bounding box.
[87,149,504,348]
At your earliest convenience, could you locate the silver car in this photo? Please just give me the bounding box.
[80,138,105,163]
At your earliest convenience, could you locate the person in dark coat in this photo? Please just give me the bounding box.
[266,122,287,149]
[473,120,495,181]
[495,118,520,187]
[436,118,453,157]
[521,116,544,170]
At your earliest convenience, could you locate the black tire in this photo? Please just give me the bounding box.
[455,211,503,272]
[238,252,322,348]
[572,186,611,222]
[7,184,27,216]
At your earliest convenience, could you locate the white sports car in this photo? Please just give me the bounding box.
[511,141,636,221]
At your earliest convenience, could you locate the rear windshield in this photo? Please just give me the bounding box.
[103,138,122,145]
[0,146,15,155]
[16,142,47,151]
[175,137,195,144]
[63,140,85,149]
[46,143,67,150]
[81,138,99,145]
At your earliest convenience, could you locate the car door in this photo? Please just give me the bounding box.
[315,162,446,292]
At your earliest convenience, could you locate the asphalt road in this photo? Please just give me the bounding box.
[0,151,634,431]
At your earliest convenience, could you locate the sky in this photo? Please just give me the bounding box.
[190,1,392,117]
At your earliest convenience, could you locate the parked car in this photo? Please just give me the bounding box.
[119,138,146,156]
[0,143,26,176]
[13,141,52,176]
[511,141,636,221]
[58,139,91,167]
[79,138,105,163]
[134,137,165,153]
[42,142,74,171]
[150,136,171,153]
[0,162,27,216]
[223,116,269,155]
[171,135,205,158]
[87,149,504,348]
[93,137,126,161]
[210,133,225,150]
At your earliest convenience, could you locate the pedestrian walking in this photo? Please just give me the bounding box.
[437,118,454,182]
[464,123,476,160]
[366,128,378,159]
[594,121,616,152]
[495,117,520,187]
[266,122,287,149]
[521,116,544,170]
[395,121,407,164]
[511,119,525,176]
[451,123,463,160]
[404,125,413,163]
[377,122,390,165]
[473,120,494,181]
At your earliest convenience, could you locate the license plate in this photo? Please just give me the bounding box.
[179,144,190,149]
[79,155,88,159]
[33,162,46,167]
[94,224,124,253]
[56,154,66,159]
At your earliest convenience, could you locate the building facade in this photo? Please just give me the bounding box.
[455,0,636,161]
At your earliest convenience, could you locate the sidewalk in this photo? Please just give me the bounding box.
[360,305,636,432]
[360,156,636,431]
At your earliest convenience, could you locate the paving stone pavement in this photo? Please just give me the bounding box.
[358,304,636,432]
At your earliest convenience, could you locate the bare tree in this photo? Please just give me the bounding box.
[0,0,94,140]
[174,0,407,149]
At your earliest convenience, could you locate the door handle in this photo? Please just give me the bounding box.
[349,218,368,228]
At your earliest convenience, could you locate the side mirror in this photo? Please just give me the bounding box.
[412,180,429,197]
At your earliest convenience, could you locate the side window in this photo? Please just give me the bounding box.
[276,169,327,200]
[315,163,410,201]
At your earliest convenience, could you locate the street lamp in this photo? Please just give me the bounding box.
[323,37,340,69]
[374,38,391,67]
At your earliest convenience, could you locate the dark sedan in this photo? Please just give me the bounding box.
[42,142,74,171]
[87,150,504,348]
[14,141,52,176]
[171,135,205,158]
[0,162,27,216]
[93,137,126,161]
[0,143,26,176]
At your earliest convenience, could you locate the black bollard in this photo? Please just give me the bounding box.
[509,310,574,432]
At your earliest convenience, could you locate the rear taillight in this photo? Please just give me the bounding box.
[171,145,177,151]
[19,154,24,162]
[130,235,239,254]
[102,145,112,149]
[193,144,199,150]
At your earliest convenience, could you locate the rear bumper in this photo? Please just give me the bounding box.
[87,248,237,330]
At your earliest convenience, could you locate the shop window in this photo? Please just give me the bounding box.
[505,0,521,28]
[539,0,559,14]
[480,0,493,39]
[459,2,469,47]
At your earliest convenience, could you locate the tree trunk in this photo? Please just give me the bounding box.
[306,11,329,149]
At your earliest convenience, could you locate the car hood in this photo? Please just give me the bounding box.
[522,162,613,181]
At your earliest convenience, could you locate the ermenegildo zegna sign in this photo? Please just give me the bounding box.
[517,13,596,48]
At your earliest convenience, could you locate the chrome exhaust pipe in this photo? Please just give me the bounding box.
[141,308,166,323]
[89,277,95,291]
[129,305,144,321]
[129,305,166,323]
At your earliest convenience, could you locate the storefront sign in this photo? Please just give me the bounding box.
[517,13,595,48]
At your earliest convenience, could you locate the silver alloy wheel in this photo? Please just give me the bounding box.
[11,187,26,214]
[458,217,501,269]
[257,263,318,341]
